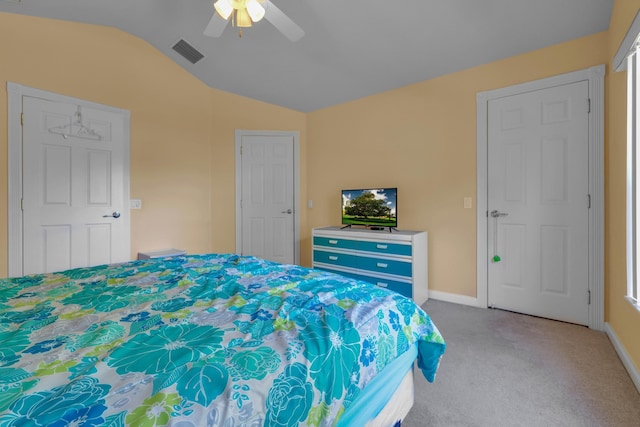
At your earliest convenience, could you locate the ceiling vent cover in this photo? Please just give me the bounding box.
[172,39,204,64]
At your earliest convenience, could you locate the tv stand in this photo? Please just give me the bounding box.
[342,225,398,232]
[369,226,397,232]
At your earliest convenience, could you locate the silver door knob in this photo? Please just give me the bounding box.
[490,210,508,218]
[103,211,121,218]
[281,209,292,214]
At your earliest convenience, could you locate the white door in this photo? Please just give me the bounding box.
[22,96,130,274]
[487,80,589,325]
[238,133,295,264]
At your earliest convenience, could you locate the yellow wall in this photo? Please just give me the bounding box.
[607,0,640,375]
[0,12,306,276]
[307,32,608,298]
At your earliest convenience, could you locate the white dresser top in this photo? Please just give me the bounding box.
[313,226,426,241]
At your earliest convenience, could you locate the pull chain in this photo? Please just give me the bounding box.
[493,215,501,263]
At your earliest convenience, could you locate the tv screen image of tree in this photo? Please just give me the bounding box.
[341,188,397,227]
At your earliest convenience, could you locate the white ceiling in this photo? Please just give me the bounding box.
[0,0,613,112]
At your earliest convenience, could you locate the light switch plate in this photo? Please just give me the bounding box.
[130,199,142,209]
[464,197,472,209]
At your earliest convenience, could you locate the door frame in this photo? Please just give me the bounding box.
[7,82,131,277]
[476,65,605,330]
[234,129,300,265]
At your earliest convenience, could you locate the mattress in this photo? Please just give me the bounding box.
[339,344,418,426]
[366,367,415,427]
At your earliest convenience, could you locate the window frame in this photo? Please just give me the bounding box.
[619,10,640,312]
[627,44,640,311]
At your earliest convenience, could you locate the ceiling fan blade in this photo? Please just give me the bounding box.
[263,0,305,42]
[203,13,229,37]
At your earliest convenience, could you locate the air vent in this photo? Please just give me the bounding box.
[172,39,204,64]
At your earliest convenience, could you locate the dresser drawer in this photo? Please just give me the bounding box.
[313,236,358,250]
[357,240,412,256]
[338,271,412,299]
[313,250,359,269]
[358,256,412,277]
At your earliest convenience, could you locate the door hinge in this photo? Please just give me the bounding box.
[588,194,591,209]
[588,290,591,305]
[587,98,591,114]
[240,145,243,155]
[20,112,23,126]
[21,198,24,211]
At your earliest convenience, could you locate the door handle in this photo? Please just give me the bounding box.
[490,210,508,218]
[281,209,292,214]
[103,211,121,218]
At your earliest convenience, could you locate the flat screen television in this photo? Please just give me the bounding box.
[341,188,397,229]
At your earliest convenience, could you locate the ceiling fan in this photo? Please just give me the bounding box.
[204,0,305,42]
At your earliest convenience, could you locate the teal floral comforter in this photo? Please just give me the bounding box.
[0,254,445,426]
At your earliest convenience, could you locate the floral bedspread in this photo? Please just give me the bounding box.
[0,254,445,426]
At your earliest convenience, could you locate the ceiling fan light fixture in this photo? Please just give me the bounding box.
[206,0,304,40]
[246,0,265,22]
[235,7,253,27]
[214,0,233,20]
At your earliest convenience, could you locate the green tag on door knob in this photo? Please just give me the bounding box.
[493,255,501,262]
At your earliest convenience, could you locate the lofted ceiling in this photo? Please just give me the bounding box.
[0,0,613,112]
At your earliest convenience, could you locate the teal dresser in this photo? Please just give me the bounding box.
[312,226,428,305]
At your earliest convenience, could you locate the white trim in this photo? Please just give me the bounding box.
[234,129,301,265]
[476,65,606,331]
[605,322,640,394]
[626,52,638,317]
[7,83,23,277]
[7,82,131,278]
[625,44,640,316]
[614,9,640,72]
[588,65,606,331]
[428,290,481,308]
[476,92,489,310]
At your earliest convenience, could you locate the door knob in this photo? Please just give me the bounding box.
[281,209,293,214]
[490,210,508,218]
[103,211,121,218]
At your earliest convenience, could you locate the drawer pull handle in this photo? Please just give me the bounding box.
[329,256,338,261]
[328,240,338,245]
[377,244,388,249]
[376,262,388,268]
[377,282,388,288]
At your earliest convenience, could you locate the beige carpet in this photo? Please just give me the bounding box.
[403,300,640,427]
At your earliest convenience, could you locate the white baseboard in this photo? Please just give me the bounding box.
[428,290,482,308]
[605,322,640,394]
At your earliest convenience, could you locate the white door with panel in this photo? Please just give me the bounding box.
[487,80,589,325]
[239,133,295,264]
[22,96,130,275]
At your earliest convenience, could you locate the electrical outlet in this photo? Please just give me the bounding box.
[130,199,142,209]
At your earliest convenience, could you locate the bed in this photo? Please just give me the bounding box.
[0,253,445,426]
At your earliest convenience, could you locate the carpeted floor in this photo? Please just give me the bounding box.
[402,300,640,427]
